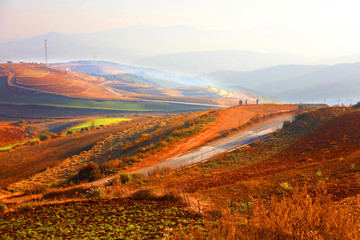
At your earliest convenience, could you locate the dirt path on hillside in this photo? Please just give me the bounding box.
[126,104,297,171]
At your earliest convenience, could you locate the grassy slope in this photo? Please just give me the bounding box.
[142,107,359,203]
[0,77,209,112]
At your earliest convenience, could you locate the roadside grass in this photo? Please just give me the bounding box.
[169,186,360,240]
[63,118,131,134]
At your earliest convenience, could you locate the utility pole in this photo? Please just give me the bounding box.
[44,39,48,65]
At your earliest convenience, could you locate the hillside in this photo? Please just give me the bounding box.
[0,63,223,117]
[202,65,327,91]
[54,61,205,87]
[1,105,359,239]
[2,104,296,191]
[202,62,360,104]
[53,61,267,106]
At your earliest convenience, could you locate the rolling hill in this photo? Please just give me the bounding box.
[0,63,218,117]
[202,62,360,104]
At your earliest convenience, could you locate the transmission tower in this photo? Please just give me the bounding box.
[44,39,48,65]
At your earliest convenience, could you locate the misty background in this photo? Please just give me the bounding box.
[1,0,360,105]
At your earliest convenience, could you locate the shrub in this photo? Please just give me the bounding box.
[353,101,360,109]
[157,189,183,203]
[39,131,52,141]
[131,189,156,200]
[282,120,292,129]
[280,182,293,191]
[78,162,101,182]
[119,173,132,185]
[0,204,7,213]
[24,183,47,195]
[86,187,107,199]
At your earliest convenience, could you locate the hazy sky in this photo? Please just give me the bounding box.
[2,0,360,56]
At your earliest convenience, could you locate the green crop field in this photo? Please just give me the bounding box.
[0,199,202,239]
[64,118,132,133]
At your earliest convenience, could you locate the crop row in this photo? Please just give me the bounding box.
[0,199,202,239]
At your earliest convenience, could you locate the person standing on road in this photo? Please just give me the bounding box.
[245,99,247,105]
[256,99,259,104]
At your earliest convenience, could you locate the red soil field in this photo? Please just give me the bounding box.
[178,110,360,199]
[127,104,297,171]
[0,123,26,147]
[0,63,139,101]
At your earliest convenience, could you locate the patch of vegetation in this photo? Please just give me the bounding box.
[119,113,216,167]
[171,187,360,239]
[69,162,102,183]
[63,118,131,134]
[0,138,40,152]
[0,199,202,239]
[0,204,6,213]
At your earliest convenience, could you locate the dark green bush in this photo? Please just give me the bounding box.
[0,203,7,213]
[78,162,101,182]
[283,120,292,129]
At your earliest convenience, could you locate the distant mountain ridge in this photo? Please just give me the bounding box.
[202,62,360,104]
[54,61,205,87]
[133,50,312,75]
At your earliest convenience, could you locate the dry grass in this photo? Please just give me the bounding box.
[171,187,360,240]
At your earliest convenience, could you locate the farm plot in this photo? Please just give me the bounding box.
[63,118,132,133]
[0,199,202,239]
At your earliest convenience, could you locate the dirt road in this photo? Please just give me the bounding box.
[136,114,294,176]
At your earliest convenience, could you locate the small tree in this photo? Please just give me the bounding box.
[78,162,101,182]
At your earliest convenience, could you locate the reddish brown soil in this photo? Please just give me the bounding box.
[0,63,139,101]
[0,123,26,147]
[177,110,360,199]
[0,118,150,188]
[127,104,297,171]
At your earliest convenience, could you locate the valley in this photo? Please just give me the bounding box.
[0,62,359,240]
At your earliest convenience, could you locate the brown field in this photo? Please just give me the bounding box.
[132,107,358,211]
[0,63,139,101]
[0,63,268,107]
[1,104,296,191]
[177,110,360,196]
[0,117,152,188]
[0,122,26,147]
[126,104,297,171]
[1,106,360,239]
